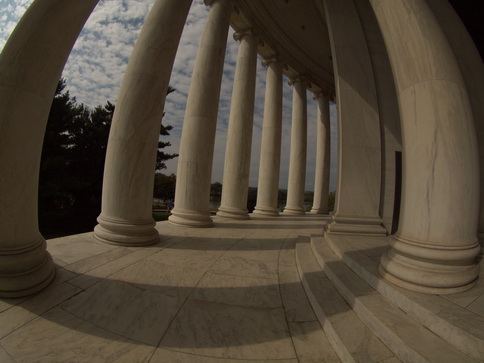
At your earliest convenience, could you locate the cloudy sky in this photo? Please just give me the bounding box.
[1,0,338,192]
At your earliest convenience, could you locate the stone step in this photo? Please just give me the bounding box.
[295,237,399,363]
[321,233,484,361]
[308,235,477,363]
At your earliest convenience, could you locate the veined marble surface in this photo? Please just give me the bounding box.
[0,215,336,362]
[0,214,481,362]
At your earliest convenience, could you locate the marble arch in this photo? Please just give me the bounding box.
[0,0,482,299]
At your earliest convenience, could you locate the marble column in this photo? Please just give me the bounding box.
[94,0,192,245]
[0,0,99,297]
[310,92,331,215]
[217,29,258,220]
[353,0,403,233]
[370,0,480,294]
[169,0,233,227]
[283,76,308,215]
[323,0,387,236]
[253,57,284,216]
[425,0,484,257]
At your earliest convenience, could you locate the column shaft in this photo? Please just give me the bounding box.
[370,0,480,293]
[283,78,307,215]
[94,0,193,245]
[425,0,484,256]
[217,30,258,219]
[169,0,233,227]
[311,93,331,215]
[323,0,386,235]
[0,0,99,297]
[253,58,283,216]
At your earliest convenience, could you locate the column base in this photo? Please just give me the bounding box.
[217,206,250,220]
[380,235,480,294]
[253,206,280,216]
[310,208,329,214]
[0,237,55,298]
[94,215,160,246]
[282,206,305,215]
[326,214,387,236]
[168,208,214,228]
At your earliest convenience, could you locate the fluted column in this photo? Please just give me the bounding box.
[217,29,258,220]
[94,0,192,245]
[323,0,387,236]
[253,57,284,216]
[283,76,308,215]
[370,0,480,294]
[0,0,99,297]
[310,92,331,215]
[169,0,233,227]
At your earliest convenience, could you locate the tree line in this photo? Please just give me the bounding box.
[39,79,176,237]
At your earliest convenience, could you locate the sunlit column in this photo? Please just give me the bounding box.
[217,29,258,220]
[94,0,193,245]
[310,91,331,215]
[283,76,308,215]
[253,57,283,216]
[370,0,480,294]
[0,0,99,297]
[169,0,234,227]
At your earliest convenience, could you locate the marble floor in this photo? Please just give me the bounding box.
[0,215,481,362]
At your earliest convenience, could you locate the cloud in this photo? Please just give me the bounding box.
[1,0,338,193]
[0,0,34,49]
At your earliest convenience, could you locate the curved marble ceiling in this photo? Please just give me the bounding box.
[231,0,335,96]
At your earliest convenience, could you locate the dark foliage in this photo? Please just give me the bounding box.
[39,79,176,237]
[153,173,176,201]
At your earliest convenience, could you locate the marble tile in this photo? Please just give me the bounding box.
[65,246,134,274]
[145,235,186,250]
[47,235,118,265]
[467,294,484,317]
[0,297,26,314]
[360,294,475,363]
[68,274,103,290]
[288,321,340,362]
[0,282,81,339]
[156,221,222,239]
[69,248,163,290]
[443,274,484,309]
[0,343,15,363]
[52,256,68,267]
[209,253,279,281]
[330,311,394,362]
[1,307,155,362]
[61,278,182,346]
[278,266,317,323]
[145,243,226,271]
[110,258,206,297]
[392,286,455,316]
[437,304,484,341]
[160,298,296,360]
[150,347,299,362]
[278,238,297,267]
[325,260,377,299]
[231,237,285,252]
[191,270,282,308]
[379,356,402,363]
[46,232,93,245]
[51,266,79,285]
